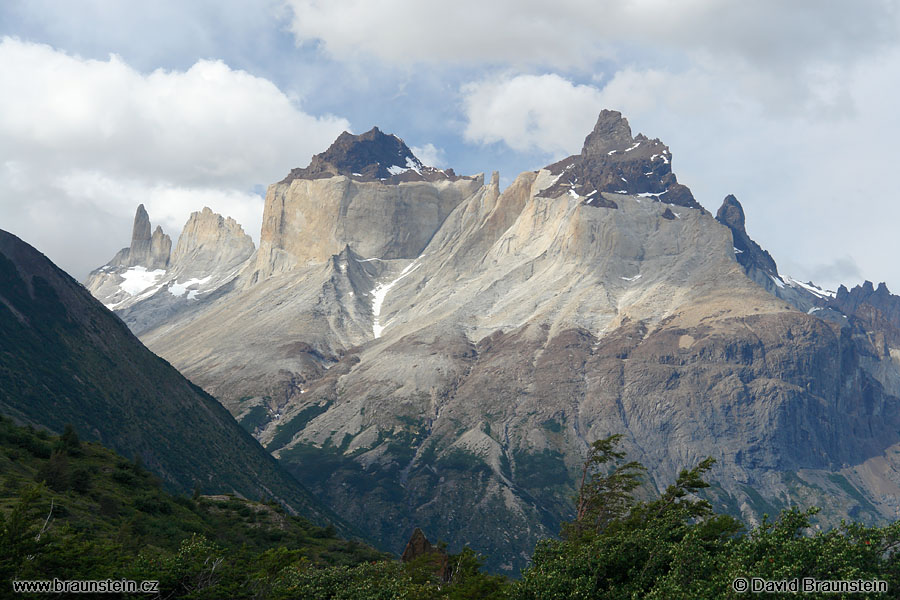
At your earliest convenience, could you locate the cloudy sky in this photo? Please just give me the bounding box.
[1,1,899,292]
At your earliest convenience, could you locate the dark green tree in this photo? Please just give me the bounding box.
[0,485,50,581]
[562,433,645,541]
[59,423,81,454]
[36,450,70,492]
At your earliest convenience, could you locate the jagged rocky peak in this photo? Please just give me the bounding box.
[716,194,747,231]
[110,204,171,270]
[171,207,255,274]
[714,194,840,314]
[279,126,461,185]
[716,194,778,276]
[835,281,899,316]
[827,281,900,348]
[581,109,637,155]
[543,109,700,209]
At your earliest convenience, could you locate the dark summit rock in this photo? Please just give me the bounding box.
[543,110,701,210]
[581,110,634,155]
[280,127,461,185]
[716,194,778,276]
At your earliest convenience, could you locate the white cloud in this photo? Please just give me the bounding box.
[283,1,899,76]
[55,171,265,247]
[0,37,349,278]
[462,74,604,155]
[410,143,445,168]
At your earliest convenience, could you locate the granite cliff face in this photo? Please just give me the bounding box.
[172,207,255,276]
[253,170,481,279]
[86,115,900,573]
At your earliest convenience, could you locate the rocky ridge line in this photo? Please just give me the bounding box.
[542,109,700,209]
[279,127,469,185]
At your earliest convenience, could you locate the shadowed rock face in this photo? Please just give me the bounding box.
[832,282,900,347]
[543,110,700,209]
[716,194,778,276]
[0,228,351,533]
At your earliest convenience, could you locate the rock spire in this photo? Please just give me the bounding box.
[111,204,171,270]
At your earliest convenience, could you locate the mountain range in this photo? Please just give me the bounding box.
[83,110,900,573]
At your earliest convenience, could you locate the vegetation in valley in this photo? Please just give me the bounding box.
[4,417,900,599]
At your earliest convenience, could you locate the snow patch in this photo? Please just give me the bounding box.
[625,142,641,152]
[734,247,744,254]
[119,267,166,295]
[387,165,406,176]
[169,276,212,298]
[568,188,579,199]
[405,156,423,173]
[785,276,836,299]
[371,260,422,338]
[769,274,786,289]
[607,150,618,155]
[621,274,642,282]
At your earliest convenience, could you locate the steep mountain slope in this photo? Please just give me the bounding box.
[0,416,385,568]
[0,229,350,531]
[87,114,900,573]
